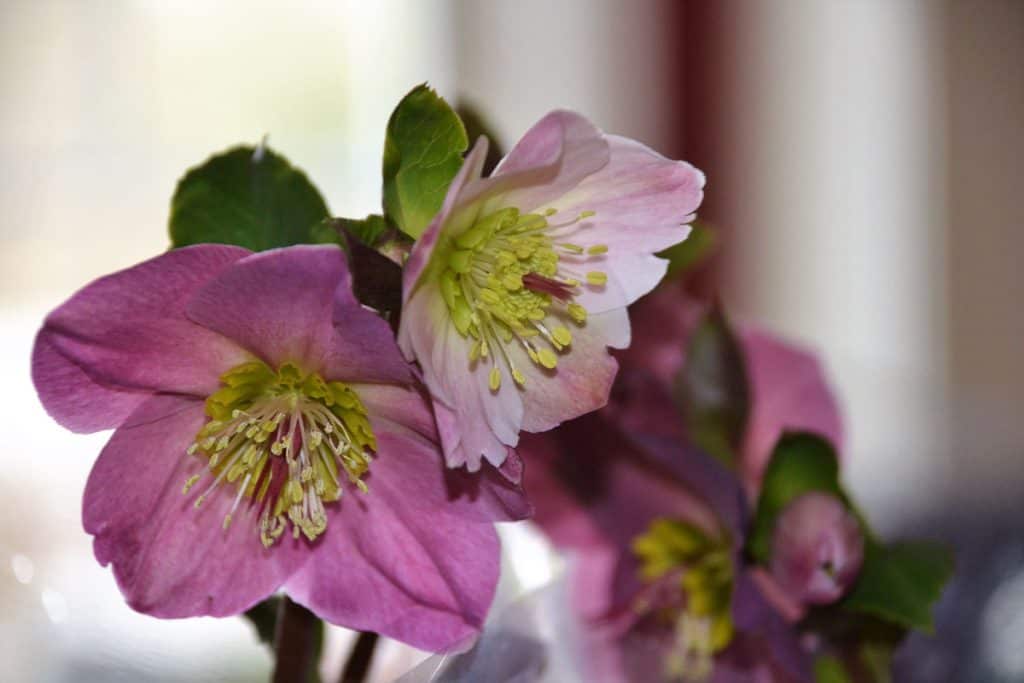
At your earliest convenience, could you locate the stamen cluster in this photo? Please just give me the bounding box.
[439,206,607,391]
[633,518,736,681]
[183,361,376,547]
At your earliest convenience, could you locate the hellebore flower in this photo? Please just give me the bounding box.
[32,244,526,651]
[399,111,705,470]
[616,281,844,497]
[769,492,864,606]
[521,414,812,682]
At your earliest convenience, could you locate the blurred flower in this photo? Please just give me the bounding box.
[32,244,525,651]
[615,281,844,497]
[521,413,811,682]
[398,111,704,471]
[770,492,864,606]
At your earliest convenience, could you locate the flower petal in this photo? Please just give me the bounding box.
[740,329,844,495]
[488,110,610,213]
[517,307,628,434]
[550,134,704,237]
[355,383,531,522]
[187,245,410,384]
[33,245,253,431]
[83,394,309,617]
[545,134,704,313]
[399,284,522,470]
[285,444,501,652]
[31,332,149,433]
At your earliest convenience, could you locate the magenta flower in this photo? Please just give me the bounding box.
[521,415,812,682]
[398,111,704,470]
[617,281,844,497]
[32,244,527,652]
[770,492,864,606]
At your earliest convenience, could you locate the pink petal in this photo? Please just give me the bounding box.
[31,332,149,433]
[33,245,253,431]
[187,245,411,384]
[356,384,531,521]
[399,284,522,470]
[551,135,705,239]
[489,110,610,213]
[740,329,844,496]
[517,307,628,434]
[543,134,704,314]
[83,394,309,617]
[285,443,501,652]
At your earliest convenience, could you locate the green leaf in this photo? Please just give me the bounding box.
[675,306,750,466]
[747,433,844,562]
[814,655,853,683]
[170,144,329,251]
[659,220,717,277]
[382,84,468,239]
[842,540,954,632]
[312,215,389,249]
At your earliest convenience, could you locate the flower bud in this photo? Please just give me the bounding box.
[770,492,864,605]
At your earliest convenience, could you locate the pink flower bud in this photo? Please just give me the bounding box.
[770,492,864,605]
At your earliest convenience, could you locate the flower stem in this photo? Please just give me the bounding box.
[339,631,379,683]
[272,596,322,683]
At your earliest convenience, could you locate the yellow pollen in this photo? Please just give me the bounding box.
[632,518,736,679]
[537,348,558,369]
[586,271,608,286]
[181,360,376,548]
[552,326,573,347]
[439,206,601,387]
[587,244,608,255]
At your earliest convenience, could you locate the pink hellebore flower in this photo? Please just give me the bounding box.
[32,244,527,652]
[399,111,705,470]
[521,415,812,683]
[617,281,844,497]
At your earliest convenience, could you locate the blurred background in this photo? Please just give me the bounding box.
[1,0,1020,680]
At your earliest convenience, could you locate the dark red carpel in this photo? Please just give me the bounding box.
[523,272,574,301]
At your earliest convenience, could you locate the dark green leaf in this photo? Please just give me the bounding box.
[382,84,468,239]
[747,433,844,562]
[675,306,750,466]
[170,144,329,251]
[659,220,717,277]
[842,540,954,632]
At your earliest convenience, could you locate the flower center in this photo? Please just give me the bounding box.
[440,206,607,391]
[182,361,376,547]
[632,518,735,681]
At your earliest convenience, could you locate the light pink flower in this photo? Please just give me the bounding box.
[32,244,526,652]
[398,111,704,470]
